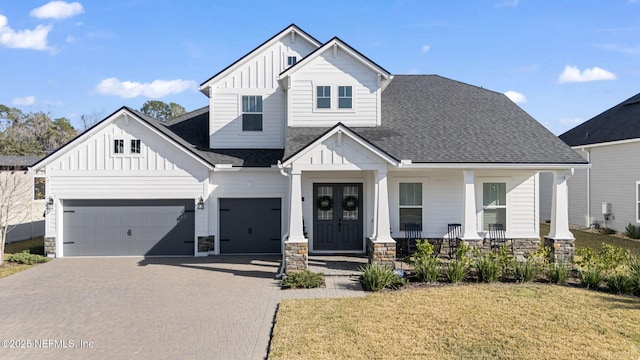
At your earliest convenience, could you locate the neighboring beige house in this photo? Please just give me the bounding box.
[0,155,45,243]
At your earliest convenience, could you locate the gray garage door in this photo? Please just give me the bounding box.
[63,199,195,256]
[219,198,281,254]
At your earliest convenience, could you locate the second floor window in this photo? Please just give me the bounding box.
[242,95,263,131]
[131,139,141,154]
[287,56,297,66]
[114,139,124,154]
[338,86,352,109]
[316,86,331,109]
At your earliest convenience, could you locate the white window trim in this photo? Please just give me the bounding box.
[313,85,332,112]
[480,179,509,231]
[109,134,145,158]
[337,85,354,111]
[397,180,425,234]
[238,94,264,133]
[33,176,46,201]
[636,181,640,223]
[312,84,356,113]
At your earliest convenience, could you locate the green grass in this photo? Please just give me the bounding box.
[540,223,640,255]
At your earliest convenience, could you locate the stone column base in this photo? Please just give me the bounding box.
[284,241,308,273]
[44,237,56,258]
[367,238,396,268]
[544,237,575,264]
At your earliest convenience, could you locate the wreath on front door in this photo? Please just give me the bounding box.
[342,195,359,211]
[316,195,333,211]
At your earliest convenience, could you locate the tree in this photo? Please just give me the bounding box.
[0,167,33,265]
[140,100,186,121]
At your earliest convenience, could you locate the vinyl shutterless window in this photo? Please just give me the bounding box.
[316,86,331,109]
[338,86,352,109]
[242,95,263,131]
[287,56,297,66]
[483,182,506,230]
[34,177,45,200]
[130,139,141,154]
[399,182,422,230]
[114,139,124,154]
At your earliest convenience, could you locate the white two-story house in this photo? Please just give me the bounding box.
[31,24,587,271]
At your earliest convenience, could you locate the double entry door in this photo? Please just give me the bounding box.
[313,183,363,252]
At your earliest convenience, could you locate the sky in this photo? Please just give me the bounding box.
[0,0,638,135]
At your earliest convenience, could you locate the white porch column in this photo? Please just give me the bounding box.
[368,169,395,267]
[461,170,482,240]
[548,171,574,239]
[284,167,308,272]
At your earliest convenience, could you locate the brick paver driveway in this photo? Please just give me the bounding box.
[0,257,364,359]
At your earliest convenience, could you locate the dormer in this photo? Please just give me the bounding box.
[199,24,322,149]
[278,37,391,128]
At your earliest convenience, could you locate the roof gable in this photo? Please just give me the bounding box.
[559,92,640,147]
[199,24,322,95]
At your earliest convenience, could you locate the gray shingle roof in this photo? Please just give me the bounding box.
[559,92,640,147]
[285,75,586,164]
[0,155,42,168]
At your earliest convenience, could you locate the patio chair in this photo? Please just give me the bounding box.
[427,238,443,258]
[447,223,462,258]
[488,223,514,254]
[404,223,422,255]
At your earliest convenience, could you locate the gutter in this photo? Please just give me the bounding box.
[275,160,289,279]
[580,148,591,227]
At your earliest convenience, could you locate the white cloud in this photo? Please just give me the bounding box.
[558,65,617,83]
[94,78,197,98]
[593,43,640,55]
[421,45,430,54]
[560,118,584,126]
[66,35,76,43]
[12,96,36,106]
[504,91,527,104]
[30,1,84,20]
[0,14,51,50]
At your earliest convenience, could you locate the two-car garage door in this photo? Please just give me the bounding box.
[63,199,194,256]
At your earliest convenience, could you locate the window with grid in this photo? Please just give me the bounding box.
[34,177,45,200]
[114,139,124,154]
[483,182,506,230]
[316,86,331,109]
[287,56,297,66]
[242,95,263,131]
[399,182,422,231]
[338,86,352,109]
[130,139,141,154]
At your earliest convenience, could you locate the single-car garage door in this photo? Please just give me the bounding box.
[63,199,195,256]
[219,198,281,254]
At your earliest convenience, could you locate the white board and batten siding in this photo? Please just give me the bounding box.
[43,116,209,238]
[288,50,380,128]
[568,142,640,233]
[208,36,317,149]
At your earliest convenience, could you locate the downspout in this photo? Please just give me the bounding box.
[580,148,591,227]
[276,160,290,279]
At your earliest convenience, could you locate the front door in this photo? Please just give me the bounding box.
[313,183,363,251]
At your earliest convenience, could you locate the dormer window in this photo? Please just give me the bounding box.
[131,139,141,154]
[316,86,331,109]
[242,95,263,131]
[287,56,297,66]
[338,86,352,109]
[114,139,125,154]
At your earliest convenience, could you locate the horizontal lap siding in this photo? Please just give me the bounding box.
[568,169,588,227]
[509,175,536,236]
[212,171,286,197]
[424,177,464,237]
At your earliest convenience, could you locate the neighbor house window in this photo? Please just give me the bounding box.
[399,182,422,230]
[338,86,352,109]
[242,95,263,131]
[34,177,45,200]
[287,56,297,66]
[131,139,141,154]
[483,182,507,230]
[316,86,331,109]
[114,139,124,154]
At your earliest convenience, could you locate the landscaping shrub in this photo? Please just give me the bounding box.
[625,223,640,239]
[445,259,467,284]
[627,256,640,296]
[7,251,51,265]
[575,245,631,289]
[281,270,324,289]
[600,227,616,235]
[359,263,405,291]
[546,262,569,284]
[475,253,502,283]
[578,267,604,289]
[28,245,45,256]
[414,257,439,282]
[514,259,537,283]
[414,239,434,260]
[604,272,634,295]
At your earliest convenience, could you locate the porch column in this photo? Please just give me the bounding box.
[285,168,308,272]
[545,170,575,263]
[368,169,396,267]
[461,170,482,243]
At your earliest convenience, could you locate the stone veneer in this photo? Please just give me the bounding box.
[284,241,308,273]
[544,237,575,264]
[44,237,56,257]
[367,238,396,267]
[398,237,542,259]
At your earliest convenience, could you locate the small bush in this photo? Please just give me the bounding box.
[604,272,634,295]
[7,251,51,265]
[281,269,324,289]
[414,257,439,282]
[475,253,502,283]
[414,239,434,260]
[600,227,616,235]
[546,262,569,284]
[514,259,537,283]
[625,223,640,239]
[445,259,468,284]
[359,263,405,291]
[627,256,640,296]
[578,267,604,289]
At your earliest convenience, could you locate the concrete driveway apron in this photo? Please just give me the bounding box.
[0,256,364,359]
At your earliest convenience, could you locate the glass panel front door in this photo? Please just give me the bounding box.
[313,183,363,251]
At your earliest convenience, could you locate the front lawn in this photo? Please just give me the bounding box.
[0,237,46,279]
[541,223,640,255]
[269,284,640,359]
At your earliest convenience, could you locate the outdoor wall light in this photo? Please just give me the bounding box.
[43,197,54,217]
[196,196,205,210]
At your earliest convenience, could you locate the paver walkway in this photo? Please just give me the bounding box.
[0,256,365,360]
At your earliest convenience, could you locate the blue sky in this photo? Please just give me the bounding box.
[1,0,638,134]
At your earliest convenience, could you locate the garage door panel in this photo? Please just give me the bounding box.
[63,200,194,256]
[219,198,281,254]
